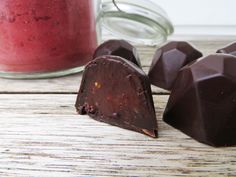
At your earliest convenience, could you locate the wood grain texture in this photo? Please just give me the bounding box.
[0,94,235,177]
[0,38,236,177]
[0,40,235,94]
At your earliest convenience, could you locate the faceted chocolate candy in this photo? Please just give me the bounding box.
[217,42,236,56]
[163,54,236,147]
[93,39,141,67]
[148,41,203,90]
[75,55,157,137]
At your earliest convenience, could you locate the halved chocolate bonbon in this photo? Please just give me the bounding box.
[163,54,236,147]
[76,55,157,137]
[148,41,202,90]
[217,42,236,56]
[93,40,141,67]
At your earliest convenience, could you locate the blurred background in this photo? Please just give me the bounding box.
[151,0,236,36]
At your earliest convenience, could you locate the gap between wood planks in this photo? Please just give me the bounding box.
[0,92,169,95]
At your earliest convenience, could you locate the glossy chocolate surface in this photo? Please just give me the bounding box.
[163,54,236,147]
[217,42,236,56]
[93,40,141,67]
[76,55,157,137]
[148,41,202,90]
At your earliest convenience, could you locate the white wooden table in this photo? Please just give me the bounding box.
[0,38,235,177]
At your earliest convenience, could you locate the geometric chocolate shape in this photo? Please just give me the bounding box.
[217,42,236,56]
[93,39,141,67]
[148,41,203,90]
[75,55,157,138]
[163,54,236,147]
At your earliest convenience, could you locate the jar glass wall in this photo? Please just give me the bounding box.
[100,0,174,46]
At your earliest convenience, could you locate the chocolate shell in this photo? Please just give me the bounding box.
[163,54,236,147]
[93,40,141,67]
[217,42,236,56]
[75,55,157,137]
[148,41,202,90]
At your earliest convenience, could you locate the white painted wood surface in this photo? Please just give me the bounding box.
[0,95,235,177]
[0,40,235,94]
[0,38,235,177]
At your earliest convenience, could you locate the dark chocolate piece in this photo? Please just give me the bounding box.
[148,41,202,90]
[163,54,236,147]
[75,55,157,137]
[93,40,141,67]
[217,42,236,56]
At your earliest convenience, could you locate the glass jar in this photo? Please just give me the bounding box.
[100,0,174,46]
[0,0,173,79]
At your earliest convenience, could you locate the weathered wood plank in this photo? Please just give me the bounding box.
[0,94,235,177]
[0,39,235,94]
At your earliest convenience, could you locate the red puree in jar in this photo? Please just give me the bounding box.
[0,0,97,72]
